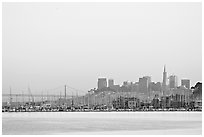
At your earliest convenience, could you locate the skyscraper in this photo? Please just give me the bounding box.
[143,76,151,93]
[169,75,178,89]
[139,77,149,96]
[97,78,107,90]
[162,65,167,95]
[108,79,114,88]
[139,76,151,98]
[162,65,167,86]
[144,76,151,84]
[181,79,190,89]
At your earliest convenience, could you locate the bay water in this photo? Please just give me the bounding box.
[2,112,202,135]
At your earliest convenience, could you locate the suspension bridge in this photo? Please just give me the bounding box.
[2,84,88,105]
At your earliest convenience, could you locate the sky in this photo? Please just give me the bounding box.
[2,2,202,95]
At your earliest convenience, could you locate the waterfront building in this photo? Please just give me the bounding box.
[112,96,125,109]
[127,98,140,109]
[181,79,190,89]
[112,97,140,109]
[168,86,192,105]
[160,96,171,109]
[128,101,137,109]
[152,98,160,109]
[97,78,107,90]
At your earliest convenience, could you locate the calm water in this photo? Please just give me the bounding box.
[2,112,202,135]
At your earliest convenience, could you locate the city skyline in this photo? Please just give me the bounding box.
[96,66,193,89]
[3,2,202,94]
[3,65,200,95]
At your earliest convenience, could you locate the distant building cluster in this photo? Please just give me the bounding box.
[94,66,192,101]
[83,66,201,110]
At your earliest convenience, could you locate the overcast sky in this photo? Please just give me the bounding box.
[2,2,202,95]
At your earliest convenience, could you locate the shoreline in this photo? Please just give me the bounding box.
[2,109,202,113]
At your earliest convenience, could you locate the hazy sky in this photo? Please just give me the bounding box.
[2,2,202,95]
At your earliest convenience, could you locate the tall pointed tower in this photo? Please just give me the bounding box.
[162,65,167,96]
[162,65,167,86]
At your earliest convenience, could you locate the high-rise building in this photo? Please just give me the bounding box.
[144,76,151,92]
[108,79,114,88]
[144,76,151,84]
[162,65,167,95]
[181,79,190,89]
[162,65,167,86]
[97,78,107,90]
[169,75,178,89]
[139,77,149,95]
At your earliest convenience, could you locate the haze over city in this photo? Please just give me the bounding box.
[2,2,201,95]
